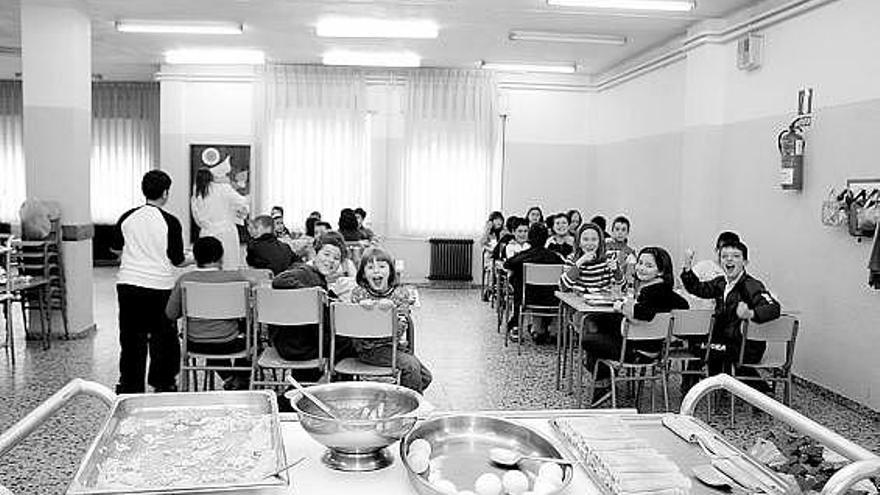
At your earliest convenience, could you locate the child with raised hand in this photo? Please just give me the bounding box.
[560,222,622,293]
[350,247,432,393]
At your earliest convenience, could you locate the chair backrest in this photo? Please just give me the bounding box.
[621,313,673,341]
[238,268,274,286]
[523,263,565,286]
[331,302,396,339]
[256,287,323,326]
[183,281,250,319]
[743,315,799,343]
[669,309,714,337]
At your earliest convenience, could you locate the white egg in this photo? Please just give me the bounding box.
[502,470,530,495]
[531,478,558,495]
[434,478,458,495]
[474,472,504,495]
[537,462,564,483]
[409,438,432,456]
[407,450,430,474]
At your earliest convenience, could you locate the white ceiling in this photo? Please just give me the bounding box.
[0,0,764,78]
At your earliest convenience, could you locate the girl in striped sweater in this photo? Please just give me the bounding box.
[560,222,622,292]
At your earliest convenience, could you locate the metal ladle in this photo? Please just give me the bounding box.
[488,447,576,467]
[285,376,339,420]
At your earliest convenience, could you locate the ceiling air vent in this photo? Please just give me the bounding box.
[737,33,763,71]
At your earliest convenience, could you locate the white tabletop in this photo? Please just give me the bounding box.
[278,410,632,495]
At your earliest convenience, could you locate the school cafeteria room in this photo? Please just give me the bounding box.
[0,0,879,493]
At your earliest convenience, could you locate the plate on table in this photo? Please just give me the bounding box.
[400,415,573,495]
[583,294,616,306]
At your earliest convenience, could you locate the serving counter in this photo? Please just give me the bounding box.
[1,375,878,495]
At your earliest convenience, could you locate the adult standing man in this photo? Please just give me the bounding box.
[111,170,189,393]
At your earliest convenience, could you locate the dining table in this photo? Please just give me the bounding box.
[555,290,620,407]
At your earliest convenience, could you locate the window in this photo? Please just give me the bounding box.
[0,81,24,223]
[393,70,499,236]
[91,82,160,224]
[259,66,371,226]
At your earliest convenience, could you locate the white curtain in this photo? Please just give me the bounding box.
[394,69,499,236]
[91,82,160,223]
[0,81,24,223]
[259,65,371,226]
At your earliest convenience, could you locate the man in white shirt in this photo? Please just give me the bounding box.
[111,170,189,393]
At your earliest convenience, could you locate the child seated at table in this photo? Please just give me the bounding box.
[583,247,689,402]
[560,222,622,293]
[350,247,432,393]
[165,237,252,390]
[246,215,299,275]
[545,212,574,259]
[504,217,531,260]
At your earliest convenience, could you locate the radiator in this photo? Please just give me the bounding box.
[428,238,474,281]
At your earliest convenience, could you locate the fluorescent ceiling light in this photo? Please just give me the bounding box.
[116,20,243,35]
[547,0,695,11]
[481,62,576,74]
[509,30,627,45]
[164,49,265,65]
[316,18,438,39]
[322,50,421,67]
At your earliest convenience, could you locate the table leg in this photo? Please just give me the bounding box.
[555,304,564,390]
[3,300,14,365]
[39,287,50,350]
[577,321,586,407]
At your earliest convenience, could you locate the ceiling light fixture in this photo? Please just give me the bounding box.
[509,30,627,45]
[322,50,421,67]
[316,18,439,39]
[546,0,696,11]
[164,48,265,65]
[116,20,243,35]
[481,61,576,74]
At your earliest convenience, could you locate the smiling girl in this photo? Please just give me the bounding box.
[560,222,622,292]
[350,247,432,393]
[545,213,574,259]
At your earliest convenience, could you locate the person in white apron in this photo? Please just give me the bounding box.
[191,158,249,269]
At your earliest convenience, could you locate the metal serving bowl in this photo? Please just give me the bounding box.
[286,382,421,472]
[400,414,574,495]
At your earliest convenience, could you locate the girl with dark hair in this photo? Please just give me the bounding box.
[480,211,507,249]
[567,209,582,236]
[583,246,689,401]
[525,206,544,227]
[338,208,365,242]
[191,161,249,269]
[351,247,432,392]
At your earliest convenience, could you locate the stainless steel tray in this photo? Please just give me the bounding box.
[67,391,289,495]
[400,414,574,495]
[550,413,794,495]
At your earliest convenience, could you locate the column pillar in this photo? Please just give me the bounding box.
[20,0,94,336]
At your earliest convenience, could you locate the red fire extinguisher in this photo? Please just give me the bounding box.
[777,125,804,191]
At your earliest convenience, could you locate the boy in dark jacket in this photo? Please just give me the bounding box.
[681,240,781,391]
[247,215,298,275]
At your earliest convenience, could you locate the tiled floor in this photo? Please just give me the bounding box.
[1,268,878,494]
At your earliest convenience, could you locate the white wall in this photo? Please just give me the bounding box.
[587,0,880,410]
[156,70,592,282]
[158,65,257,241]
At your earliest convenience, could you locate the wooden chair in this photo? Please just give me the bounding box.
[180,281,254,391]
[1,239,15,364]
[252,287,328,389]
[730,315,799,420]
[329,302,400,384]
[592,313,674,412]
[511,263,564,353]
